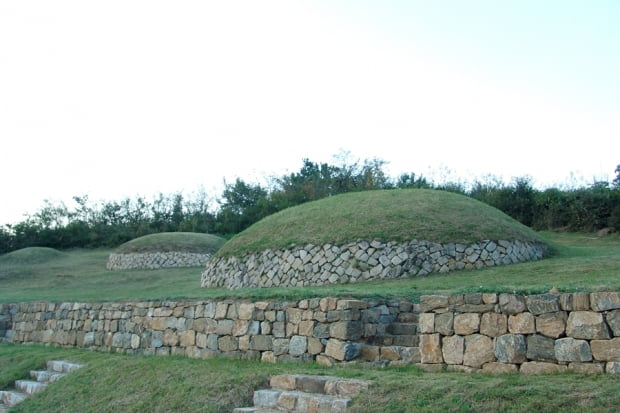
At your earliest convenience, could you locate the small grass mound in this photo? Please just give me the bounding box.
[115,232,226,254]
[217,189,547,257]
[0,247,66,265]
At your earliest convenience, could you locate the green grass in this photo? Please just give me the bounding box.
[114,232,227,254]
[1,343,618,412]
[217,189,546,257]
[0,247,66,266]
[0,232,618,303]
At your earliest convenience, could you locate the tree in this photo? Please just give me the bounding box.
[613,164,620,188]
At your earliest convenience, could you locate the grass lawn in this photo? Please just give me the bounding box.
[0,232,618,303]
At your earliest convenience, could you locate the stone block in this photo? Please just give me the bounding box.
[420,295,449,313]
[555,337,592,362]
[480,313,507,337]
[298,320,314,337]
[520,361,567,375]
[526,294,560,315]
[606,362,620,374]
[329,321,362,340]
[442,335,464,365]
[270,374,296,391]
[261,351,276,363]
[568,362,605,374]
[482,362,518,374]
[232,320,249,337]
[566,311,610,340]
[313,323,330,339]
[454,304,496,313]
[494,334,526,364]
[316,355,336,366]
[324,339,361,361]
[463,334,495,368]
[536,312,567,338]
[286,308,303,324]
[380,346,402,361]
[273,338,290,356]
[419,313,435,334]
[526,334,557,362]
[508,312,535,334]
[179,330,195,347]
[560,293,590,311]
[590,292,620,312]
[218,336,238,352]
[590,338,620,361]
[289,335,308,356]
[606,310,620,336]
[163,330,179,346]
[435,312,454,336]
[216,319,233,336]
[238,303,255,320]
[420,334,443,364]
[482,293,498,304]
[387,323,417,335]
[319,297,337,312]
[499,294,527,315]
[360,345,380,361]
[337,299,367,310]
[250,335,273,351]
[215,302,228,319]
[454,313,480,335]
[253,389,281,408]
[307,337,323,355]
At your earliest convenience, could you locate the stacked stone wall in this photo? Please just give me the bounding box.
[107,252,212,270]
[0,298,420,366]
[202,239,547,289]
[419,292,620,374]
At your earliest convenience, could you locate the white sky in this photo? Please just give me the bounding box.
[1,1,619,225]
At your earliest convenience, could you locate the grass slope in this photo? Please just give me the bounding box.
[1,344,619,412]
[114,232,226,254]
[217,189,545,258]
[0,233,618,303]
[0,247,65,265]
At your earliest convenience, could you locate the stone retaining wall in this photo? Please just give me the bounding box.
[0,298,420,366]
[201,239,547,289]
[107,252,212,270]
[418,292,620,374]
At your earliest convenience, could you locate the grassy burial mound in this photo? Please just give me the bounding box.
[202,189,549,289]
[0,247,66,265]
[107,232,226,270]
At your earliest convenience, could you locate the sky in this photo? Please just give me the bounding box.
[1,0,619,225]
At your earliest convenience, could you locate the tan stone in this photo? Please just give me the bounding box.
[232,320,249,337]
[480,313,507,337]
[316,355,336,367]
[270,375,297,390]
[590,292,620,311]
[319,297,337,312]
[420,334,443,364]
[435,312,454,336]
[420,295,449,313]
[307,337,323,355]
[463,334,495,368]
[482,293,498,304]
[447,365,479,373]
[380,346,401,361]
[163,329,178,346]
[238,335,250,351]
[590,338,620,361]
[419,313,435,334]
[442,335,464,365]
[179,330,195,347]
[566,311,610,340]
[568,362,605,374]
[454,313,480,335]
[536,312,567,338]
[606,362,620,374]
[520,361,567,375]
[337,299,367,310]
[298,320,315,337]
[508,312,535,334]
[238,303,255,320]
[482,362,518,374]
[215,302,228,319]
[150,317,168,331]
[261,351,276,363]
[360,345,380,361]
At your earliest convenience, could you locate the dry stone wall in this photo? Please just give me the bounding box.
[3,292,618,374]
[107,252,212,270]
[418,292,620,374]
[0,298,420,367]
[202,239,547,289]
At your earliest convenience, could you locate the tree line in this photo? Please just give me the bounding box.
[1,158,619,254]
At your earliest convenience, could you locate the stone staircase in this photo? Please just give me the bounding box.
[0,360,83,412]
[234,374,370,413]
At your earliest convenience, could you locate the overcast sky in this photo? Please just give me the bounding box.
[1,1,619,225]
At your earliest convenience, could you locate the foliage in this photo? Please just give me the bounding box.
[1,157,619,254]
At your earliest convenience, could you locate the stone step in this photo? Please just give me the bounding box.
[15,379,48,395]
[270,374,370,398]
[253,389,351,413]
[232,408,281,413]
[47,360,83,374]
[30,369,66,383]
[0,390,28,408]
[0,401,8,413]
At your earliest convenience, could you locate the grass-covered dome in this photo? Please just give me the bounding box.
[0,247,66,265]
[114,232,226,254]
[216,189,546,258]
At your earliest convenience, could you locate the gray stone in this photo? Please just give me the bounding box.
[499,294,527,315]
[329,321,362,341]
[419,313,435,334]
[555,338,592,362]
[590,292,620,311]
[566,311,610,340]
[526,334,557,362]
[442,335,464,365]
[494,334,526,364]
[605,310,620,336]
[526,294,560,315]
[434,312,454,336]
[289,335,308,356]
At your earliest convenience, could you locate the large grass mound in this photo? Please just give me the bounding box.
[0,247,66,265]
[217,189,546,257]
[114,232,226,254]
